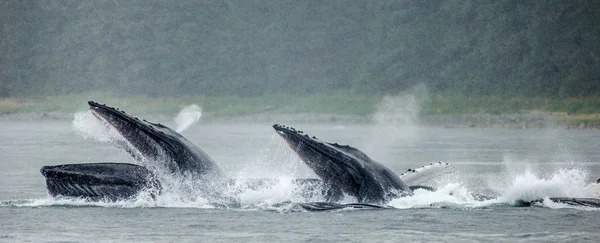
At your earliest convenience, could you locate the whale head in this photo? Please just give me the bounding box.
[273,124,411,203]
[87,101,222,180]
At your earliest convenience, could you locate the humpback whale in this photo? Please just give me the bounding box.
[272,124,600,209]
[41,101,226,201]
[273,124,412,204]
[87,101,223,180]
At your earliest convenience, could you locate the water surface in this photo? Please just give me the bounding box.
[1,120,600,242]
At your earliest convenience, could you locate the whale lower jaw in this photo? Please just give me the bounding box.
[41,163,160,201]
[44,177,148,201]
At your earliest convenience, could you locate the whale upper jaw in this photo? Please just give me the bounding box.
[273,124,412,204]
[87,101,223,179]
[88,101,182,170]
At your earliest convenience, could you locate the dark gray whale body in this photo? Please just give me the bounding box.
[87,101,223,180]
[41,101,225,201]
[272,124,412,204]
[272,124,600,209]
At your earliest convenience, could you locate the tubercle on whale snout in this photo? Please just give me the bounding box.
[89,101,171,134]
[273,124,317,139]
[89,100,128,115]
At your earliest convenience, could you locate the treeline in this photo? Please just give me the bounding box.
[1,0,599,98]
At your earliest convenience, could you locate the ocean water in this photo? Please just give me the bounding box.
[1,119,600,242]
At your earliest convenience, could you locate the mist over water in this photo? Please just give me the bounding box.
[174,104,202,133]
[2,2,598,99]
[372,85,428,127]
[364,85,428,165]
[233,135,311,178]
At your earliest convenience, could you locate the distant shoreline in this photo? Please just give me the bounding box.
[1,93,600,129]
[1,111,598,129]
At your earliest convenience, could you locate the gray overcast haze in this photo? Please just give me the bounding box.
[1,1,599,98]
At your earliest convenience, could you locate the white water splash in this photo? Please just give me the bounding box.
[173,104,202,133]
[232,177,297,205]
[497,168,592,203]
[389,183,490,209]
[72,110,149,165]
[388,164,599,210]
[10,165,600,210]
[57,106,600,210]
[224,136,327,205]
[5,193,214,209]
[72,111,123,143]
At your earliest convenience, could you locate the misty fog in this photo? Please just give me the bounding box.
[1,1,599,98]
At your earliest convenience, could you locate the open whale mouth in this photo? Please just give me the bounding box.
[40,101,225,202]
[41,163,160,201]
[84,101,225,188]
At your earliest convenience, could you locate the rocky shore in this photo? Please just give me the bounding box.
[1,111,598,129]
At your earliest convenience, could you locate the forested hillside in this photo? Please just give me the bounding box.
[1,1,599,98]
